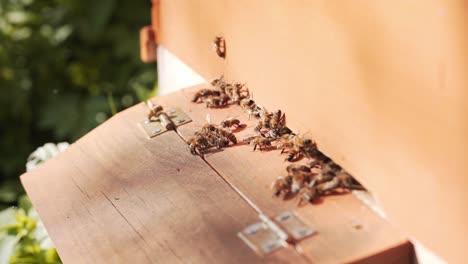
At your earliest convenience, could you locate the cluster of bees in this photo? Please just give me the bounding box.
[188,119,241,157]
[189,76,365,205]
[192,76,250,108]
[272,153,365,205]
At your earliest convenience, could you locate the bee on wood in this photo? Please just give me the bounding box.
[290,171,312,193]
[211,76,228,93]
[254,120,264,132]
[147,105,164,120]
[271,175,292,197]
[200,123,218,134]
[281,134,318,161]
[297,186,320,205]
[188,134,212,156]
[240,98,262,119]
[286,164,314,193]
[216,127,237,144]
[206,133,230,149]
[313,172,365,195]
[206,94,230,108]
[286,164,311,174]
[270,110,286,129]
[211,76,224,86]
[231,83,248,104]
[308,152,329,168]
[268,126,294,139]
[249,135,271,151]
[213,36,226,58]
[192,89,221,103]
[220,117,241,129]
[277,134,296,152]
[335,172,365,191]
[254,109,272,132]
[310,166,334,185]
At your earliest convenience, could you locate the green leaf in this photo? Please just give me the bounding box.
[18,196,32,213]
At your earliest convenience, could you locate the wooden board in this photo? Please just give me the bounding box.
[155,1,468,262]
[141,84,413,263]
[20,102,308,264]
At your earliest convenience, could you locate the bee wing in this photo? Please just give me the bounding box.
[224,114,240,121]
[205,113,212,124]
[146,100,155,109]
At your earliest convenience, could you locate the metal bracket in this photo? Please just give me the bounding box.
[274,211,315,241]
[238,222,285,256]
[138,107,192,138]
[238,211,315,256]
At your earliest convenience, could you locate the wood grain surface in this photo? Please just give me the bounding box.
[156,1,468,262]
[21,101,308,263]
[143,85,413,264]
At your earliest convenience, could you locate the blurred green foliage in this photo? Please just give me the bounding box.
[0,0,157,209]
[0,195,61,264]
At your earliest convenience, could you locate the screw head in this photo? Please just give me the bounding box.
[276,212,291,222]
[244,223,261,235]
[294,227,311,238]
[152,128,161,134]
[176,118,185,124]
[262,240,279,253]
[167,109,177,115]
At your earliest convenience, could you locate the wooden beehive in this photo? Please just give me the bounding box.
[22,0,468,263]
[21,85,412,263]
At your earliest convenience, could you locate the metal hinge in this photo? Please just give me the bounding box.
[238,211,315,256]
[138,105,192,138]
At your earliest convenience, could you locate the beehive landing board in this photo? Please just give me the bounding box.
[135,84,413,263]
[20,103,308,263]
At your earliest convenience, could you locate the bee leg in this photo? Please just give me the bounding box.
[195,148,204,158]
[297,196,305,206]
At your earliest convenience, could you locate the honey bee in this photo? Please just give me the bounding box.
[200,123,218,134]
[231,83,248,104]
[308,152,329,168]
[268,126,294,139]
[242,135,256,143]
[314,172,365,194]
[213,36,226,58]
[270,110,285,129]
[253,120,264,132]
[254,109,272,132]
[310,166,334,184]
[192,89,221,103]
[220,117,241,129]
[206,94,230,108]
[211,76,224,86]
[280,134,318,161]
[216,127,237,144]
[206,132,230,149]
[249,135,271,151]
[240,98,262,119]
[286,164,313,193]
[147,105,164,120]
[277,134,296,152]
[271,175,292,197]
[211,76,228,93]
[188,134,212,156]
[286,164,311,174]
[290,171,311,193]
[297,186,320,205]
[335,172,365,191]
